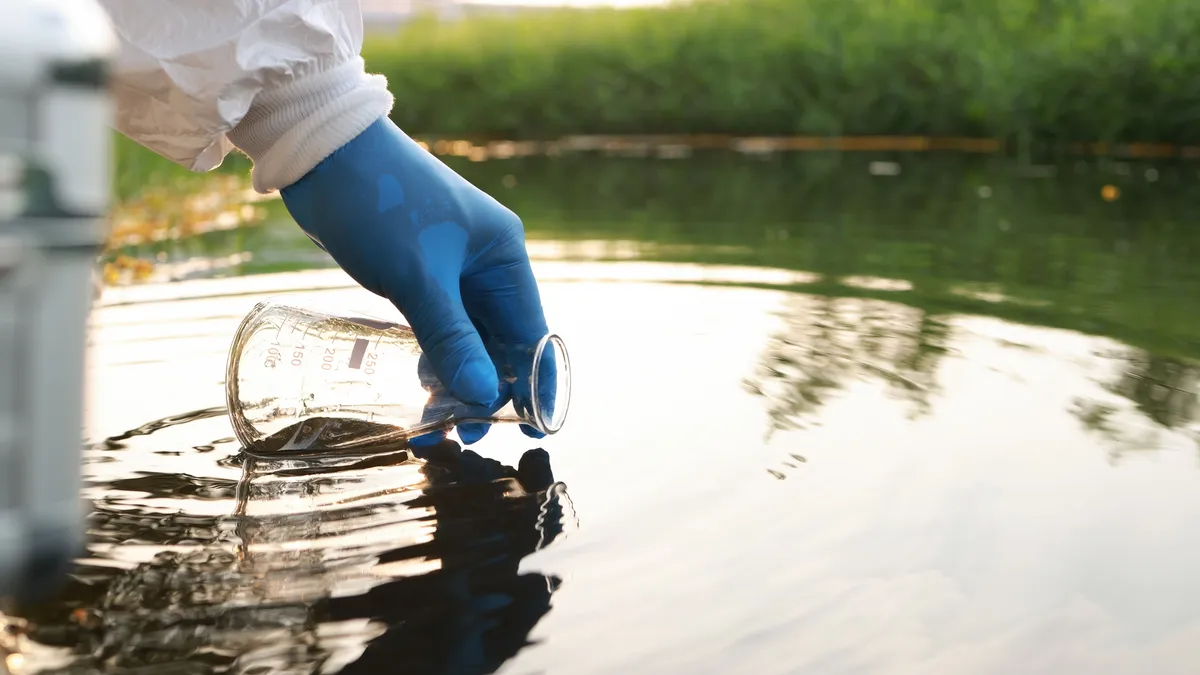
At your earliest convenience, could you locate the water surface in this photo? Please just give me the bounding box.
[4,152,1199,674]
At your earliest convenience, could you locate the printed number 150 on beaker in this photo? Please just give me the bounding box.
[224,299,571,451]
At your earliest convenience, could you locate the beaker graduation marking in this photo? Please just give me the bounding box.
[349,338,368,369]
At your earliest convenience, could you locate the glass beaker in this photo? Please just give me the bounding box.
[224,298,571,453]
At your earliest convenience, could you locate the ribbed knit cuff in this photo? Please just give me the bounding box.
[228,57,395,194]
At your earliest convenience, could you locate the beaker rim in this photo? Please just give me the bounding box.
[530,333,571,435]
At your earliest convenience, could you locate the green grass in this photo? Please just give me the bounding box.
[111,0,1200,196]
[364,0,1200,145]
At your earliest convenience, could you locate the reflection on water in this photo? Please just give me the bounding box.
[106,153,1200,358]
[446,153,1199,357]
[744,296,952,440]
[1,411,574,675]
[1104,353,1198,431]
[1070,351,1200,462]
[740,292,1198,476]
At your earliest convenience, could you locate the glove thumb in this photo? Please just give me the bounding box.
[398,277,499,409]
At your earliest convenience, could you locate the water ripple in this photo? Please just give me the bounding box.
[3,410,575,675]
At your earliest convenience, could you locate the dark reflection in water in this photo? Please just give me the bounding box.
[2,413,574,675]
[97,407,228,451]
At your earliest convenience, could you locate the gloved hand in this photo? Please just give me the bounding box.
[280,117,549,445]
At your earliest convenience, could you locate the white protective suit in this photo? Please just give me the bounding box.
[96,0,395,194]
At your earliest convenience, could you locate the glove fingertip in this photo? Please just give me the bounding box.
[519,424,547,440]
[457,422,491,445]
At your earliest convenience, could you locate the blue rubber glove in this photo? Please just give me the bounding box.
[280,117,549,445]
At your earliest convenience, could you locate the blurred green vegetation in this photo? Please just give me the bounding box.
[111,134,250,202]
[109,0,1200,196]
[103,134,277,283]
[364,0,1200,144]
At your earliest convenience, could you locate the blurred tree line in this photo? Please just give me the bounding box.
[364,0,1200,145]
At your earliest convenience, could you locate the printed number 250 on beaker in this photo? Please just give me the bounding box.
[224,299,571,451]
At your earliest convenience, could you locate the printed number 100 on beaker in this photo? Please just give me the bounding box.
[224,299,571,452]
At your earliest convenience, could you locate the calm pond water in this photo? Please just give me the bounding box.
[2,152,1198,675]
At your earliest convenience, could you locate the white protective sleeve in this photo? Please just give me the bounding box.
[96,0,395,193]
